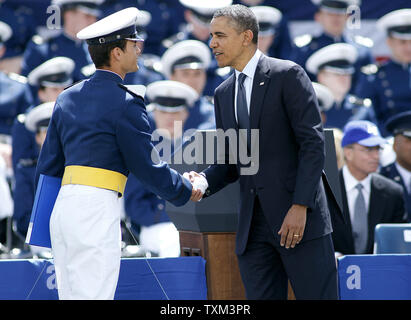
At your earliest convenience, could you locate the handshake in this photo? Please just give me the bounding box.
[183,171,208,202]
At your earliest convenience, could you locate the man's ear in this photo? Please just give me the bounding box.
[243,29,254,46]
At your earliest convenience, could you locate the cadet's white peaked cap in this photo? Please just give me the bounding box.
[25,102,55,132]
[161,40,211,78]
[28,57,75,87]
[179,0,232,16]
[312,82,334,112]
[250,6,282,36]
[77,7,144,44]
[0,21,12,43]
[377,9,411,40]
[306,43,358,75]
[146,80,199,112]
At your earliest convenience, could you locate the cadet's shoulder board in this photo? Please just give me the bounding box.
[118,83,145,102]
[354,35,374,48]
[360,63,379,75]
[7,72,27,84]
[294,34,313,48]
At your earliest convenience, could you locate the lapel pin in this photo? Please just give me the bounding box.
[259,82,264,86]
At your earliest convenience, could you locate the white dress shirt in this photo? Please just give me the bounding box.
[234,49,262,122]
[395,162,411,194]
[342,165,372,223]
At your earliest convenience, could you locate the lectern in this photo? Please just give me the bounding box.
[166,129,342,300]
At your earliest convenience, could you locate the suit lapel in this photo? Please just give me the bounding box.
[250,55,270,130]
[339,171,355,251]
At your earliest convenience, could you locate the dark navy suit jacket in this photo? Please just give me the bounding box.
[203,54,336,255]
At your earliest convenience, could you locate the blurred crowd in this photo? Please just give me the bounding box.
[0,0,410,259]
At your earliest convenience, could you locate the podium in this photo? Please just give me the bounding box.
[166,129,341,300]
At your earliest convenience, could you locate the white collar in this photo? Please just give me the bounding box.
[395,162,411,188]
[235,49,262,81]
[343,165,372,194]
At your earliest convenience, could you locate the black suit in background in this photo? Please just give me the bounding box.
[203,54,341,299]
[331,170,407,255]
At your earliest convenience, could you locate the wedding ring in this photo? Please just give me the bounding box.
[293,234,300,237]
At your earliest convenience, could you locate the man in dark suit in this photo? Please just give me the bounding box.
[380,111,411,221]
[187,4,339,300]
[331,120,407,256]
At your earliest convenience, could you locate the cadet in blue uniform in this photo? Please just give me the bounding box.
[13,102,54,241]
[311,82,335,125]
[35,8,197,300]
[160,39,216,130]
[290,0,374,89]
[306,43,375,130]
[354,9,411,137]
[21,0,102,82]
[124,80,198,257]
[12,57,75,238]
[163,0,233,96]
[0,21,33,137]
[380,112,411,221]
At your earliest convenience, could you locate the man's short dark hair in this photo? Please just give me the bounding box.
[213,4,259,44]
[88,39,127,68]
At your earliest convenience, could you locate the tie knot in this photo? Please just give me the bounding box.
[355,183,364,191]
[238,73,246,85]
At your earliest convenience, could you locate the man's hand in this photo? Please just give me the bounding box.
[277,204,307,249]
[183,171,208,202]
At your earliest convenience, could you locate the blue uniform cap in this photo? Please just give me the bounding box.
[77,7,144,45]
[250,6,282,37]
[146,80,199,112]
[342,120,386,147]
[312,0,360,14]
[385,111,411,138]
[306,43,358,75]
[25,102,55,133]
[377,9,411,40]
[28,57,75,87]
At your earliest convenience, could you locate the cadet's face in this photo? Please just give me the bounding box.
[318,70,352,101]
[387,37,411,64]
[315,11,347,37]
[393,135,411,170]
[257,34,274,55]
[66,10,97,34]
[122,40,140,73]
[344,144,381,179]
[171,68,206,95]
[154,109,188,139]
[38,86,64,103]
[209,17,248,70]
[35,129,48,149]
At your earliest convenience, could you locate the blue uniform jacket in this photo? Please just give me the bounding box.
[323,94,376,130]
[354,59,411,136]
[380,162,411,222]
[0,72,32,135]
[35,70,192,207]
[290,32,374,90]
[21,33,93,82]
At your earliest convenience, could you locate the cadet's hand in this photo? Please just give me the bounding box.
[278,204,307,249]
[183,171,207,202]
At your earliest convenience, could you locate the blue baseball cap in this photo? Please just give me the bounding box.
[341,120,387,147]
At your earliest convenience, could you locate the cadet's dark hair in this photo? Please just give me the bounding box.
[213,4,259,44]
[87,39,127,68]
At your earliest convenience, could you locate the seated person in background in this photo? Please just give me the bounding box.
[380,111,411,221]
[290,0,373,89]
[330,120,407,257]
[306,43,375,130]
[160,39,215,130]
[11,57,74,239]
[12,102,54,254]
[354,9,411,136]
[123,80,198,257]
